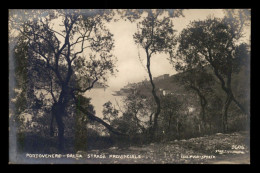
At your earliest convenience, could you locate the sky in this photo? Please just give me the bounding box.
[10,9,250,92]
[86,9,228,117]
[87,9,250,118]
[104,9,226,91]
[10,9,251,119]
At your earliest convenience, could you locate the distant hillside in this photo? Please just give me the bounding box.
[115,63,250,113]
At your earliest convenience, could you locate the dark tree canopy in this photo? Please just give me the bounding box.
[133,10,180,140]
[9,10,250,156]
[177,17,250,132]
[11,9,120,151]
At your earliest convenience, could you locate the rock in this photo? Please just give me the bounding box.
[109,147,118,150]
[76,150,86,154]
[169,140,176,144]
[129,146,142,151]
[89,149,100,153]
[216,133,223,135]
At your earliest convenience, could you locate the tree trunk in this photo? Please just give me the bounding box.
[201,103,206,133]
[231,92,250,117]
[190,85,207,134]
[51,102,65,151]
[56,113,65,151]
[222,94,232,133]
[176,117,179,139]
[76,104,128,136]
[146,50,161,141]
[209,61,249,132]
[168,114,172,135]
[149,112,153,127]
[50,110,55,137]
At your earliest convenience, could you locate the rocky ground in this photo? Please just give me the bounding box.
[77,131,250,164]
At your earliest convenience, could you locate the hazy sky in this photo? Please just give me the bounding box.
[10,9,250,119]
[11,9,249,91]
[104,9,226,91]
[85,9,228,117]
[10,9,250,92]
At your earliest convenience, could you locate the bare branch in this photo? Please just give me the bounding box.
[114,98,124,114]
[50,77,57,103]
[74,77,98,93]
[71,26,94,62]
[72,94,128,136]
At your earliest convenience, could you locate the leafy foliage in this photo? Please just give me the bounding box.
[102,101,119,123]
[10,10,250,154]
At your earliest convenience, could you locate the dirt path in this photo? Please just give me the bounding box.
[81,131,250,164]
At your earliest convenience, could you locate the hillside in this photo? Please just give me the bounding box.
[116,64,250,114]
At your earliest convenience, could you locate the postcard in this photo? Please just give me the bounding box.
[9,9,250,164]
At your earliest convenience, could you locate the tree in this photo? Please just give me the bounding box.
[122,88,150,133]
[117,9,183,23]
[106,86,153,136]
[133,10,178,140]
[160,94,183,138]
[102,101,119,124]
[177,17,250,132]
[223,9,251,37]
[173,46,215,133]
[10,9,122,151]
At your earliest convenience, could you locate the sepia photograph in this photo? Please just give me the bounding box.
[8,9,250,164]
